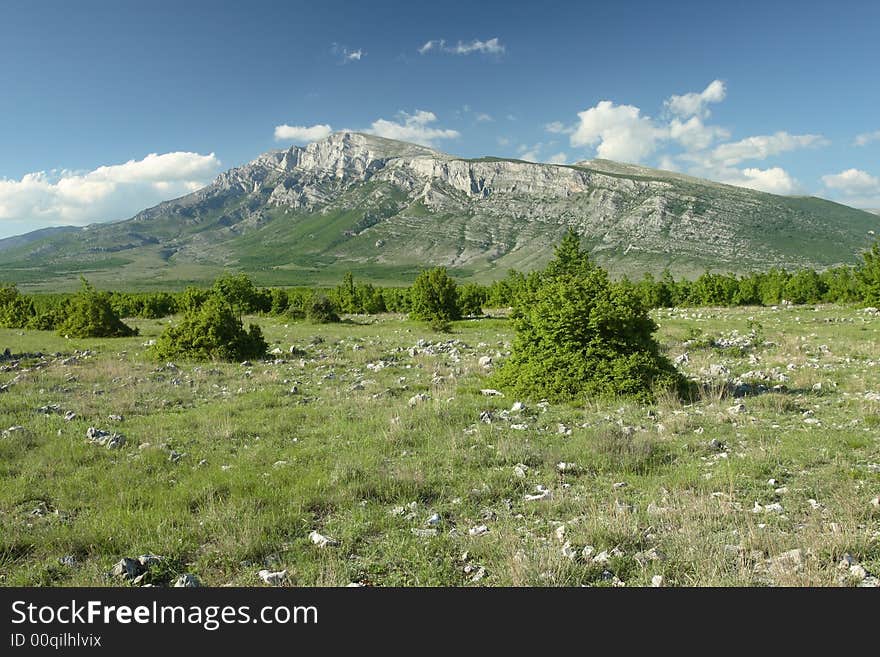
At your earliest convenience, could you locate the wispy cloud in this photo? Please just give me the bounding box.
[854,130,880,147]
[331,43,365,64]
[418,37,505,56]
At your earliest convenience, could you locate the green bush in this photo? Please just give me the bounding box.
[56,279,137,338]
[0,284,35,328]
[492,231,685,403]
[150,295,267,361]
[857,239,880,306]
[306,295,340,323]
[212,272,269,316]
[409,267,461,331]
[458,283,487,317]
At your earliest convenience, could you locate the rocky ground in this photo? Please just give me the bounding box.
[0,304,878,586]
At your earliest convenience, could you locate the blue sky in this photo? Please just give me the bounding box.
[1,0,879,238]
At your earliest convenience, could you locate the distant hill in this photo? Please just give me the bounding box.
[0,226,80,253]
[1,132,878,290]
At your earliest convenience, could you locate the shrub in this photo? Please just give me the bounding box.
[458,283,487,317]
[492,231,685,403]
[306,295,340,323]
[56,279,138,338]
[212,272,268,316]
[0,284,35,328]
[177,286,211,314]
[409,267,461,331]
[857,239,880,306]
[150,295,267,361]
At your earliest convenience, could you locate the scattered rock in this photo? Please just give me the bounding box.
[173,573,201,587]
[86,427,126,449]
[480,389,504,397]
[767,549,804,578]
[110,557,145,581]
[524,485,552,502]
[408,393,430,407]
[257,569,287,586]
[651,574,665,587]
[309,531,338,548]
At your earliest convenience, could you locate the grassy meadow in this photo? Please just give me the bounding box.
[1,304,878,586]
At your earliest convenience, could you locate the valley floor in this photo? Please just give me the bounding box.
[0,305,878,586]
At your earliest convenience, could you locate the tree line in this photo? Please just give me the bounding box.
[4,240,880,335]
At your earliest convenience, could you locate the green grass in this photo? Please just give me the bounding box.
[1,304,878,587]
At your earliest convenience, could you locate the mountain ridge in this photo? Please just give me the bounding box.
[1,132,878,290]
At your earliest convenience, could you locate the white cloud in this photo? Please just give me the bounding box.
[721,167,800,195]
[819,169,880,208]
[570,101,663,162]
[516,143,543,162]
[366,110,459,147]
[854,130,880,147]
[708,132,828,167]
[0,152,221,231]
[665,80,726,118]
[418,37,505,55]
[668,116,730,152]
[551,80,828,197]
[475,113,493,123]
[821,168,880,192]
[345,49,364,62]
[546,152,568,165]
[274,123,333,143]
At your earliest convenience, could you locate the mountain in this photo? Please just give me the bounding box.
[2,131,878,290]
[0,226,80,253]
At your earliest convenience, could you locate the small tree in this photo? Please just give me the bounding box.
[150,295,267,361]
[0,284,35,329]
[212,272,266,317]
[493,231,685,403]
[409,267,461,331]
[857,239,880,306]
[306,295,340,323]
[57,278,138,338]
[458,283,487,317]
